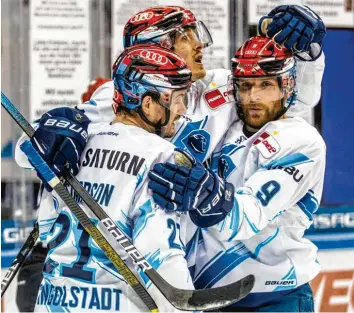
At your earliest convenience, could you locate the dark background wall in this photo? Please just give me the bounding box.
[321,29,354,205]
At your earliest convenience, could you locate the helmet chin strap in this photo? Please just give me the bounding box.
[137,106,171,137]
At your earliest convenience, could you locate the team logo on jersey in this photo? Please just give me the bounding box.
[180,127,210,162]
[235,135,247,145]
[188,134,207,153]
[204,88,227,109]
[253,131,280,158]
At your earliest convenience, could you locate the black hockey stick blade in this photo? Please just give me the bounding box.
[147,270,255,311]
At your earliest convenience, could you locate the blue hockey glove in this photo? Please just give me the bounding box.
[30,107,91,190]
[258,5,326,54]
[148,148,235,228]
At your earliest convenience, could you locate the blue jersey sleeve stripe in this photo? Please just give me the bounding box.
[282,266,295,280]
[243,212,260,234]
[201,116,209,129]
[193,244,252,289]
[297,191,319,220]
[193,248,225,282]
[253,227,279,258]
[133,199,155,240]
[262,153,313,170]
[185,229,200,260]
[227,198,240,241]
[88,99,97,106]
[274,266,298,291]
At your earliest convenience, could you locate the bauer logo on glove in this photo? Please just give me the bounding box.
[44,118,89,142]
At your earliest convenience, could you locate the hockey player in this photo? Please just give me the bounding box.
[33,45,196,312]
[147,36,326,312]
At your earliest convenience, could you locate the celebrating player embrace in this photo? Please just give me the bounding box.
[12,3,327,312]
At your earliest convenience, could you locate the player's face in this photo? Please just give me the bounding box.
[161,89,188,138]
[173,27,206,81]
[237,77,284,128]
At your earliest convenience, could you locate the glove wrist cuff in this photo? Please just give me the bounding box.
[295,43,323,62]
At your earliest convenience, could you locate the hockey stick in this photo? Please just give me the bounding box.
[1,91,255,310]
[1,224,39,297]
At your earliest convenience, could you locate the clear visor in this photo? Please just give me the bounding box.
[175,21,213,48]
[156,86,197,116]
[150,21,213,49]
[227,74,295,105]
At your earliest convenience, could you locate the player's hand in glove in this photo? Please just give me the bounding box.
[148,148,235,228]
[258,5,326,56]
[30,107,91,190]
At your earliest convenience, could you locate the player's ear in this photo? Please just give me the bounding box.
[141,96,151,116]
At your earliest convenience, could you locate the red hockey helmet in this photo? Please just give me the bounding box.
[228,36,297,122]
[231,36,295,77]
[123,6,213,49]
[112,44,194,133]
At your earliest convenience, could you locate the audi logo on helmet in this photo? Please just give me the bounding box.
[139,51,168,65]
[245,50,257,55]
[130,12,153,23]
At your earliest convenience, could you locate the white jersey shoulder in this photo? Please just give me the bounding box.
[78,80,116,124]
[35,122,194,312]
[203,68,231,84]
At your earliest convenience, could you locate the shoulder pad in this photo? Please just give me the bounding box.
[252,118,325,159]
[79,81,116,123]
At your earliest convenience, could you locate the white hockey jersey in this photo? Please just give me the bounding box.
[187,117,326,307]
[34,122,194,312]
